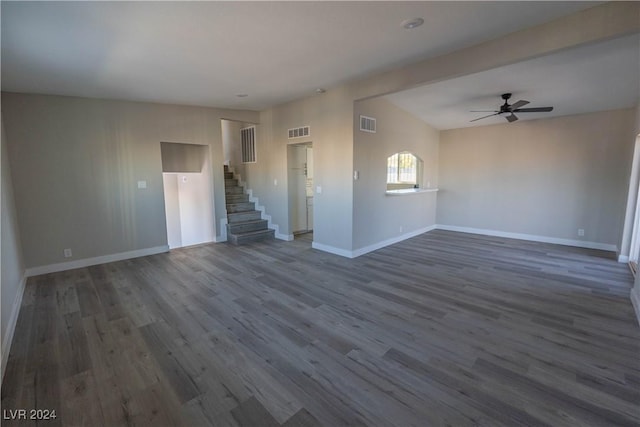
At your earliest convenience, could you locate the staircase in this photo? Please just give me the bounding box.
[224,166,275,245]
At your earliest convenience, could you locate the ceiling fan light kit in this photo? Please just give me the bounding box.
[470,93,553,123]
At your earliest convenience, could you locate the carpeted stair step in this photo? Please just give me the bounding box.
[225,178,238,187]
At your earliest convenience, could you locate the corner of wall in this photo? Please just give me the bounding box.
[1,274,27,384]
[215,217,228,242]
[1,112,28,385]
[631,283,640,327]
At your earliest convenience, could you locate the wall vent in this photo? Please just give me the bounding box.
[360,115,377,133]
[288,126,310,139]
[241,126,257,163]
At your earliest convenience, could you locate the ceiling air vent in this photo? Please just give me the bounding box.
[360,115,376,133]
[288,126,310,139]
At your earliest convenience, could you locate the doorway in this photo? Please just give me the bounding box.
[288,143,313,236]
[161,142,214,249]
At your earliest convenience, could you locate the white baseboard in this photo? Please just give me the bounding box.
[435,225,618,252]
[312,225,437,259]
[215,218,228,242]
[618,255,630,263]
[25,245,169,277]
[275,232,294,241]
[352,225,438,258]
[311,241,355,258]
[2,274,27,384]
[631,285,640,327]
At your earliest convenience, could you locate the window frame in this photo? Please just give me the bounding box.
[386,151,420,187]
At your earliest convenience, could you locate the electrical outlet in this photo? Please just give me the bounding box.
[63,248,72,258]
[399,226,403,233]
[578,229,585,237]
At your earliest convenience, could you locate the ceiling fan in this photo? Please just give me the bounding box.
[470,93,553,123]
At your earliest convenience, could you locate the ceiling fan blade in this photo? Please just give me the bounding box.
[513,107,554,113]
[470,110,499,112]
[509,100,529,110]
[506,113,518,123]
[470,112,500,122]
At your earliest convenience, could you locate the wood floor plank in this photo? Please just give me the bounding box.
[137,322,203,404]
[57,311,92,379]
[282,408,323,427]
[231,396,280,427]
[2,230,638,426]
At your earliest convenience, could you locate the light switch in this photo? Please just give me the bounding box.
[137,180,147,189]
[274,179,278,186]
[354,171,359,180]
[316,186,322,194]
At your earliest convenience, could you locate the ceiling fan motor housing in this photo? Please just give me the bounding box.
[500,93,512,112]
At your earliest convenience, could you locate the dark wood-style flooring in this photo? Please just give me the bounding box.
[2,230,639,426]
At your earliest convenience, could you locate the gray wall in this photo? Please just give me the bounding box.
[1,114,25,372]
[160,142,207,173]
[2,93,257,269]
[222,120,245,168]
[629,103,640,326]
[235,88,355,249]
[353,97,439,250]
[437,109,637,246]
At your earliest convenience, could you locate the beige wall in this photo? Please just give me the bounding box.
[234,88,355,249]
[1,114,25,375]
[627,102,640,326]
[1,93,257,269]
[160,142,207,173]
[619,102,640,259]
[222,119,245,169]
[353,97,439,250]
[438,109,637,247]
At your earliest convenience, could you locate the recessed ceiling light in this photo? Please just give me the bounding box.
[402,17,424,30]
[236,94,248,98]
[315,88,326,94]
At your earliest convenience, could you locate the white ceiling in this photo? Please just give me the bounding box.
[384,34,640,130]
[1,1,599,110]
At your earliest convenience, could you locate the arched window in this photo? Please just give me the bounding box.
[387,152,422,190]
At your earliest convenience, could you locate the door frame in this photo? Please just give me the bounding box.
[287,141,313,236]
